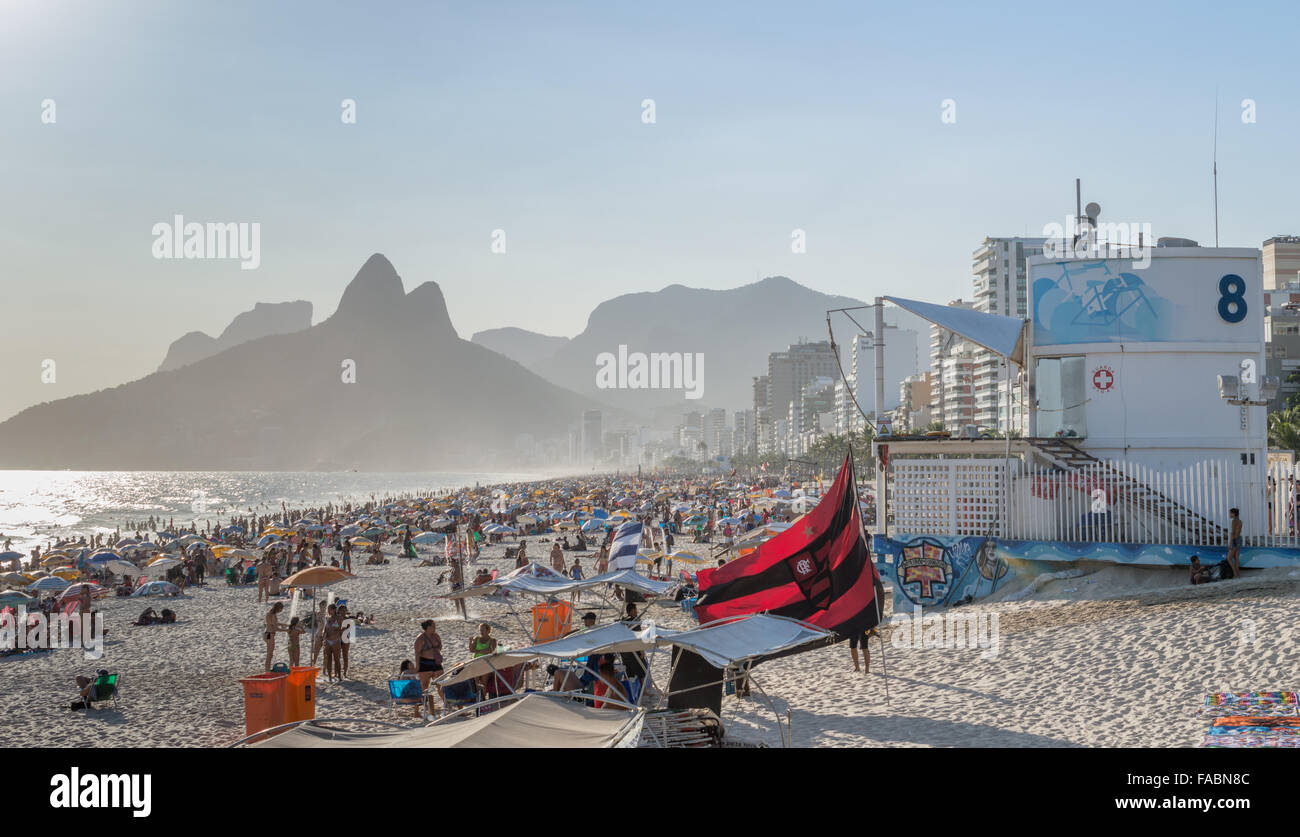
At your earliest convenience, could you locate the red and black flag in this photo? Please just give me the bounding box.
[694,453,882,637]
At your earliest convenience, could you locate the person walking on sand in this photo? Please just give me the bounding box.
[264,602,287,671]
[1228,507,1242,579]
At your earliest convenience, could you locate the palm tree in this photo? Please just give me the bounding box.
[1269,408,1300,451]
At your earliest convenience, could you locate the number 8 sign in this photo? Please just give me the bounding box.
[1218,274,1247,323]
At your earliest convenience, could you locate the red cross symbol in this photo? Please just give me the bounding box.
[1093,368,1113,391]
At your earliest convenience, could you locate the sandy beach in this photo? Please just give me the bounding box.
[5,533,1297,748]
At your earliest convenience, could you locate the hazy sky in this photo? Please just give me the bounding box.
[1,0,1296,422]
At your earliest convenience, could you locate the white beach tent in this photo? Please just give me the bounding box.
[240,693,644,749]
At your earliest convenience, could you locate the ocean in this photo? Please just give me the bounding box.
[0,470,542,553]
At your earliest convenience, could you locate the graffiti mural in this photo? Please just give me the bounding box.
[874,534,1300,612]
[873,534,1006,610]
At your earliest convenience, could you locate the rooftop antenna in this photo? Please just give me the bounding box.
[1213,88,1220,247]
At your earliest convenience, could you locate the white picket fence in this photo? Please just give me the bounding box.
[887,456,1297,547]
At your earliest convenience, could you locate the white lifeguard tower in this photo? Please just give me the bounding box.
[874,241,1284,548]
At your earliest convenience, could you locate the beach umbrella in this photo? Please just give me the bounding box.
[28,576,70,592]
[107,560,143,576]
[338,524,361,536]
[59,582,106,600]
[1,571,32,586]
[668,550,708,564]
[255,534,280,548]
[0,590,35,608]
[146,557,180,574]
[0,551,24,565]
[87,551,122,565]
[411,532,444,545]
[50,568,81,581]
[282,566,354,589]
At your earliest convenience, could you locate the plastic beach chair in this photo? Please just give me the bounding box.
[387,678,430,720]
[440,679,480,718]
[87,673,119,710]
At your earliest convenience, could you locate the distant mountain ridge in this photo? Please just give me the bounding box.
[0,255,593,470]
[470,327,570,375]
[158,300,313,372]
[536,276,869,410]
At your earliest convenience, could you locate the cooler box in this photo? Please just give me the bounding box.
[284,666,320,722]
[239,672,288,737]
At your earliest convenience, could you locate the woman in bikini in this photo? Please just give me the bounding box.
[415,619,444,705]
[469,623,498,657]
[264,602,287,671]
[321,604,343,681]
[286,616,305,667]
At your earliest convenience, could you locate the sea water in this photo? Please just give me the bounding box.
[0,470,541,554]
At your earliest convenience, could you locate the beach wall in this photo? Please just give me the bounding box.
[872,534,1300,612]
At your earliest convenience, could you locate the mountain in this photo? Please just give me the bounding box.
[470,327,570,375]
[158,300,313,372]
[536,276,869,411]
[0,255,595,470]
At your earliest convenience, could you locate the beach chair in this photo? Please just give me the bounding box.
[86,673,119,710]
[387,678,431,720]
[440,679,480,717]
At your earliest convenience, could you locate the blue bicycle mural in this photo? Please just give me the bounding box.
[1033,259,1176,344]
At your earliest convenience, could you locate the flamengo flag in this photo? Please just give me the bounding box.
[695,453,882,637]
[609,520,644,570]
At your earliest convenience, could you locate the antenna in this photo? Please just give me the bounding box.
[1213,88,1220,247]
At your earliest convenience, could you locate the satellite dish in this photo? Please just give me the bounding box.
[1085,202,1101,221]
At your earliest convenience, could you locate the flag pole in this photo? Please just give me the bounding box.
[848,446,889,703]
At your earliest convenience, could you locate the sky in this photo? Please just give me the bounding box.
[1,0,1297,422]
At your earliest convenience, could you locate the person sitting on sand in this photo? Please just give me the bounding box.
[264,602,288,671]
[70,669,111,711]
[473,568,493,586]
[593,660,629,710]
[547,663,583,693]
[1190,554,1234,584]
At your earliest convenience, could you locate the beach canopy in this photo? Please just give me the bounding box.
[282,566,354,588]
[667,615,835,668]
[885,295,1028,366]
[438,614,832,690]
[245,694,642,749]
[436,621,678,686]
[443,567,675,600]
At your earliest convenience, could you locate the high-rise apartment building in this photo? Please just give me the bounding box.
[971,237,1046,430]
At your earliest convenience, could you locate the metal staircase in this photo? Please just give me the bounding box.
[1026,438,1228,544]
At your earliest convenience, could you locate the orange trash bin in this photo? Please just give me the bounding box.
[285,666,320,722]
[239,672,288,738]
